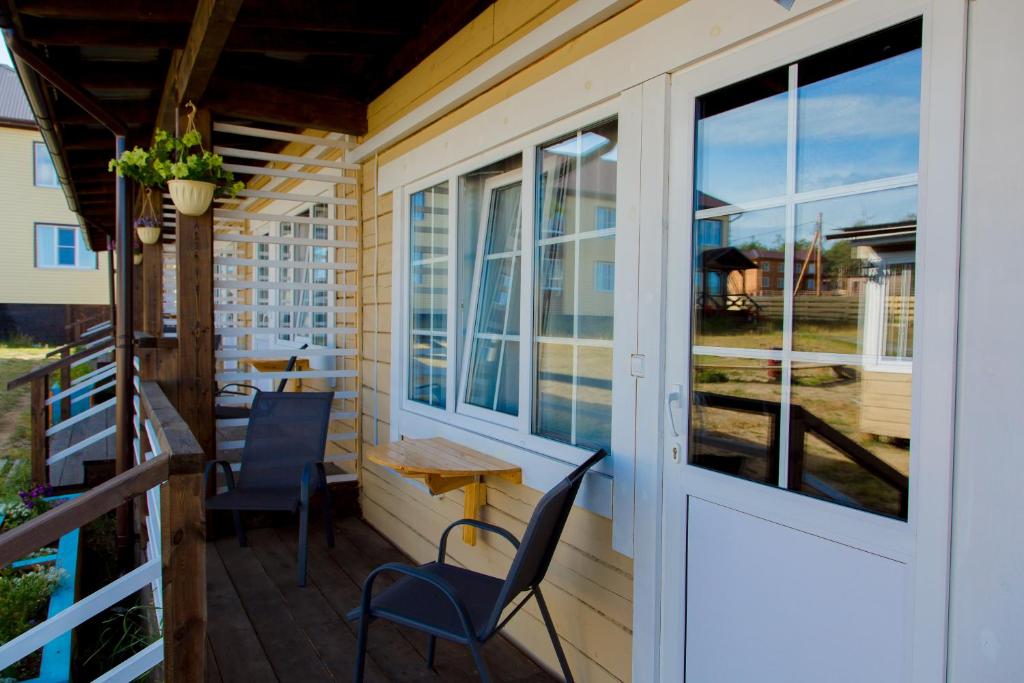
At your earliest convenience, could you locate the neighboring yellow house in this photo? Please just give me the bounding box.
[0,64,108,342]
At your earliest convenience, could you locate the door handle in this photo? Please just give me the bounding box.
[667,383,683,437]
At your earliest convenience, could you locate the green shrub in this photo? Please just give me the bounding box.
[0,566,64,676]
[696,369,729,384]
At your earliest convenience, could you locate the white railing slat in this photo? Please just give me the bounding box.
[45,397,117,437]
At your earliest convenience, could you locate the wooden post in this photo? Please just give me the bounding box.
[141,238,164,380]
[144,380,206,682]
[30,377,47,486]
[174,107,215,461]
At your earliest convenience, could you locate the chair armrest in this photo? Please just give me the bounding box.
[216,383,259,397]
[438,519,520,563]
[350,562,478,638]
[203,460,236,497]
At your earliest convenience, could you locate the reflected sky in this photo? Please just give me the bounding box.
[696,49,922,207]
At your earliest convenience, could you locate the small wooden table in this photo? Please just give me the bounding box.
[366,437,522,545]
[247,358,310,391]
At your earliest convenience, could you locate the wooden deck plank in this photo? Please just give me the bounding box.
[205,544,278,683]
[245,527,389,683]
[205,515,555,683]
[269,524,443,683]
[214,536,336,683]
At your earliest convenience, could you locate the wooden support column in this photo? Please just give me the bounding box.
[114,134,135,559]
[30,377,47,486]
[174,107,215,462]
[141,237,164,380]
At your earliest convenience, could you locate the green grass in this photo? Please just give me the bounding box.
[0,347,53,505]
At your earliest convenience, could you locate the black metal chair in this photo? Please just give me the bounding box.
[204,390,334,586]
[347,448,608,683]
[214,343,308,420]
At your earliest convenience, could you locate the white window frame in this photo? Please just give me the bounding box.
[392,98,634,521]
[457,169,524,429]
[35,224,95,270]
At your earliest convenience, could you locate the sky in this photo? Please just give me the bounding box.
[0,41,11,68]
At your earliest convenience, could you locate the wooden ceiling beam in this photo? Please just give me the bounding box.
[19,19,188,48]
[224,27,386,56]
[14,1,196,23]
[155,0,244,134]
[206,78,366,135]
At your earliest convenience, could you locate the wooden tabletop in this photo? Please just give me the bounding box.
[366,437,521,494]
[247,359,311,372]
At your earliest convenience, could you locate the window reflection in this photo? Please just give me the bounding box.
[789,364,909,518]
[409,182,449,408]
[535,119,617,452]
[688,20,921,520]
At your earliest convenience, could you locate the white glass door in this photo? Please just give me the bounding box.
[657,9,956,681]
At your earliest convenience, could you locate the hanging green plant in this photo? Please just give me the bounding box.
[108,102,244,216]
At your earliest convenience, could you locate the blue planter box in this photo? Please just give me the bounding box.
[1,494,79,683]
[49,384,91,425]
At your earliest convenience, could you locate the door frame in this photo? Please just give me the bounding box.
[646,1,968,680]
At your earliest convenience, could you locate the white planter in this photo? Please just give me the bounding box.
[135,224,162,244]
[168,179,215,216]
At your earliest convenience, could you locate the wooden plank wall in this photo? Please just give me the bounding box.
[358,163,633,681]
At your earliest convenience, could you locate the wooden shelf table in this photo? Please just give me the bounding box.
[365,437,522,545]
[246,358,310,391]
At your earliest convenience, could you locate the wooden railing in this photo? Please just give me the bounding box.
[0,381,205,681]
[8,339,117,486]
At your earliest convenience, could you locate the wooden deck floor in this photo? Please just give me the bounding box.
[205,515,557,683]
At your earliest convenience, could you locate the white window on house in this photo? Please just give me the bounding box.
[690,19,921,519]
[35,224,96,269]
[594,261,615,293]
[807,263,816,275]
[762,276,770,289]
[275,206,333,347]
[761,262,770,273]
[776,278,784,289]
[409,182,450,408]
[777,262,785,273]
[535,119,617,453]
[33,142,59,188]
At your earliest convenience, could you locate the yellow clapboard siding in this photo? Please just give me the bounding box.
[0,126,109,305]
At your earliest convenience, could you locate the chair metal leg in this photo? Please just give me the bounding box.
[535,589,574,683]
[232,511,247,547]
[426,635,436,670]
[297,504,310,587]
[467,640,491,683]
[353,615,370,683]
[322,480,335,549]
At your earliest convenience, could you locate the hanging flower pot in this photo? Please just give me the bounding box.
[134,189,163,244]
[168,179,216,216]
[109,101,244,219]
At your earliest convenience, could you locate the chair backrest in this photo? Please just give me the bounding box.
[485,449,608,633]
[275,343,309,392]
[236,391,333,491]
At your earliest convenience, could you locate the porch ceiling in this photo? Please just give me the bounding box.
[0,0,495,243]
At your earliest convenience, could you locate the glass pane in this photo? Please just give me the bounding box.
[410,334,447,409]
[486,183,523,254]
[690,355,781,485]
[792,186,917,354]
[535,342,573,444]
[576,345,612,452]
[466,339,519,415]
[692,207,785,349]
[788,362,910,518]
[57,229,75,248]
[34,143,58,188]
[578,119,618,233]
[77,239,97,269]
[36,226,56,267]
[578,235,614,339]
[409,181,449,408]
[882,262,914,360]
[411,183,449,261]
[537,242,575,337]
[696,68,788,208]
[797,22,922,192]
[537,141,578,239]
[476,256,520,335]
